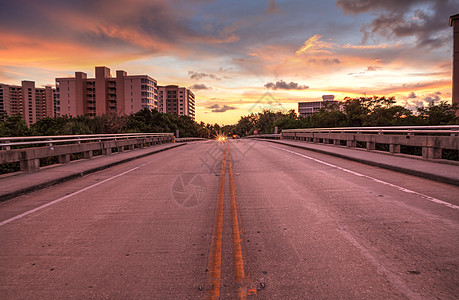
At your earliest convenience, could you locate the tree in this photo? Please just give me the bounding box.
[417,101,458,125]
[0,114,30,137]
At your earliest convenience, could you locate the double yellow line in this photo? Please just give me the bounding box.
[208,142,247,299]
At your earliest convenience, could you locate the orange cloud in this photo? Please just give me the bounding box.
[296,34,333,55]
[0,33,143,68]
[342,43,402,49]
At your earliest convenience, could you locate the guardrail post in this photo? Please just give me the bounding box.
[58,154,71,164]
[102,147,112,155]
[423,136,441,159]
[20,159,40,172]
[84,150,93,159]
[346,139,356,147]
[390,144,400,153]
[389,137,400,154]
[20,151,39,172]
[2,140,11,150]
[366,141,375,150]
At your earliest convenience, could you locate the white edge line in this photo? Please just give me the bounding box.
[0,162,150,227]
[271,145,459,210]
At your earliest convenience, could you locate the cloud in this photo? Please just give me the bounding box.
[296,34,333,55]
[188,71,221,80]
[0,0,241,68]
[264,80,309,90]
[342,43,402,49]
[308,58,341,65]
[348,64,382,75]
[327,80,450,96]
[401,90,445,111]
[0,67,17,81]
[189,83,211,90]
[423,91,442,103]
[336,0,455,47]
[407,91,417,99]
[366,65,382,71]
[265,0,282,15]
[206,104,237,113]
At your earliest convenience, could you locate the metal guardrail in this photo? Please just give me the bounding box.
[283,125,459,135]
[0,133,174,150]
[175,137,207,143]
[245,134,281,139]
[0,133,175,173]
[279,126,459,161]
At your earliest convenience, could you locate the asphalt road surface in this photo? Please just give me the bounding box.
[1,140,458,299]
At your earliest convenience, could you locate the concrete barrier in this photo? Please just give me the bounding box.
[280,126,459,161]
[245,134,281,140]
[175,137,207,143]
[0,134,175,173]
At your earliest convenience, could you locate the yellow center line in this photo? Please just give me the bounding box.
[227,144,247,299]
[207,141,247,299]
[208,145,226,299]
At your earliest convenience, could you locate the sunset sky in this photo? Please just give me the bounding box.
[0,0,457,125]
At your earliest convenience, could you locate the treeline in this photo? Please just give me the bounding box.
[1,97,458,138]
[0,109,218,138]
[225,97,459,136]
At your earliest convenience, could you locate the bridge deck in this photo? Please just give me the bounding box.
[0,139,458,299]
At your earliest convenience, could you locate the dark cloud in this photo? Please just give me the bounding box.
[336,0,421,14]
[189,83,211,90]
[308,58,341,65]
[264,80,309,90]
[407,92,417,98]
[366,65,382,71]
[206,104,237,113]
[423,91,442,103]
[188,71,221,80]
[0,0,238,56]
[266,0,282,15]
[336,0,455,47]
[348,65,382,75]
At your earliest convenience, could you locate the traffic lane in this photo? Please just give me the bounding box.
[0,141,222,299]
[0,140,215,222]
[231,139,459,217]
[228,139,459,299]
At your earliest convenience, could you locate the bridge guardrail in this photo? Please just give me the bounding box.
[0,133,175,173]
[279,126,459,161]
[175,137,207,143]
[245,134,281,140]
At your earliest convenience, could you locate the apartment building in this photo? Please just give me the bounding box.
[55,66,157,117]
[298,95,340,117]
[0,81,54,126]
[158,85,195,120]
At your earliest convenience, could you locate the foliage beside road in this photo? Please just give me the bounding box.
[0,97,458,138]
[0,109,209,138]
[226,97,459,136]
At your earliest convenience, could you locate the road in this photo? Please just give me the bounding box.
[0,139,458,299]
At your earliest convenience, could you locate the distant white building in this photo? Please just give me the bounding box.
[298,95,340,117]
[157,85,195,120]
